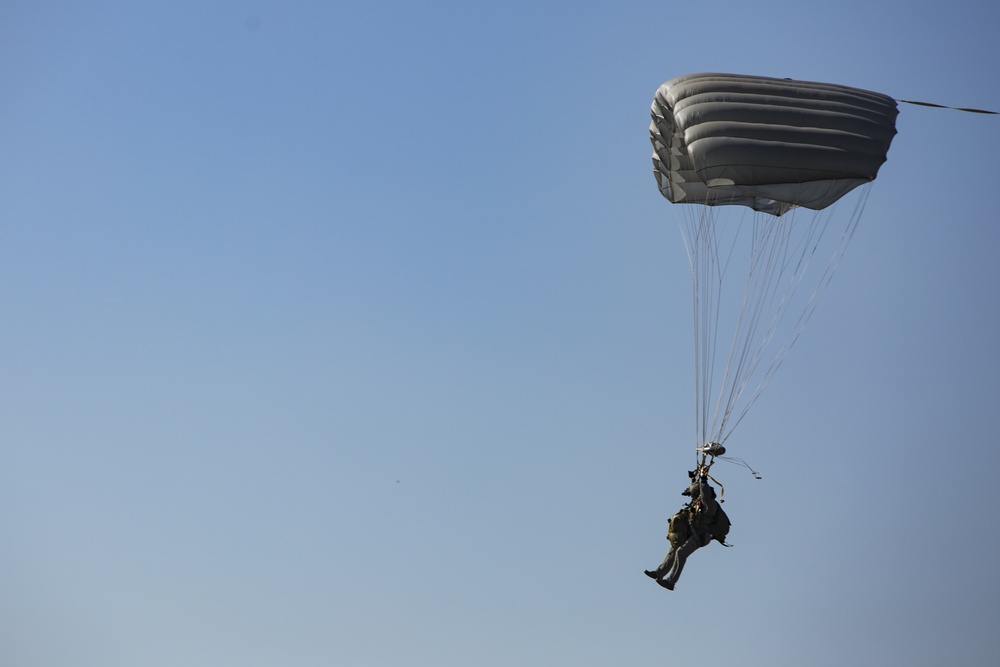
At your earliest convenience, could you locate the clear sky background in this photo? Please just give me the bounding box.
[3,1,999,665]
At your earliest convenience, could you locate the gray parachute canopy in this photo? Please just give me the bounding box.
[650,73,898,216]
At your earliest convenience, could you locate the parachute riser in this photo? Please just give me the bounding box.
[688,442,727,500]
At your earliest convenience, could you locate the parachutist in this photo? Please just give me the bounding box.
[645,476,730,591]
[644,72,895,591]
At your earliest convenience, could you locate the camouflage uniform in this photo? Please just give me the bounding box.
[645,478,730,590]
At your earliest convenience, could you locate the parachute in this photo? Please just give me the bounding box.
[650,73,898,452]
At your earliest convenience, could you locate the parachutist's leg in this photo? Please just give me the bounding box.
[663,536,701,589]
[658,548,676,576]
[646,547,676,579]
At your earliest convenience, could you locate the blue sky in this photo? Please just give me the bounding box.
[3,1,999,665]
